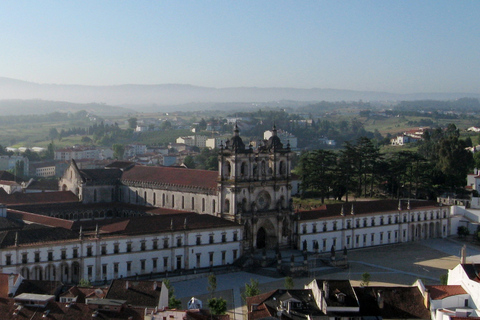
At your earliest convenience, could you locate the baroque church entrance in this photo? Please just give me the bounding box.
[257,227,266,249]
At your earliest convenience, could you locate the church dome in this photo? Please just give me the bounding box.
[225,123,246,151]
[265,125,283,150]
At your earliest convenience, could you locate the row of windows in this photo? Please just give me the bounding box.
[12,250,79,265]
[302,211,447,234]
[11,234,239,264]
[90,249,239,278]
[128,190,216,214]
[309,231,401,250]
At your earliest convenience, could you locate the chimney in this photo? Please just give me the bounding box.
[377,290,384,309]
[8,274,15,296]
[323,281,329,299]
[424,289,430,309]
[125,281,129,290]
[461,245,467,264]
[153,281,158,291]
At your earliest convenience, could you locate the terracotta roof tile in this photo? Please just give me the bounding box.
[0,227,79,248]
[426,285,467,300]
[299,200,440,221]
[0,297,144,320]
[7,209,74,229]
[105,280,163,308]
[121,165,218,190]
[100,212,239,235]
[0,191,79,206]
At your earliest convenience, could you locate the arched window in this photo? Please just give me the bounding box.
[279,161,285,174]
[226,162,231,178]
[240,162,247,176]
[225,199,230,213]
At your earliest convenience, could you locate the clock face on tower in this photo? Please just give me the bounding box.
[256,191,271,210]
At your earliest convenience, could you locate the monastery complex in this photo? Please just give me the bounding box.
[0,126,472,284]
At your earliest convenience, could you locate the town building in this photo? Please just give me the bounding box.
[297,200,450,253]
[54,146,99,161]
[247,279,430,320]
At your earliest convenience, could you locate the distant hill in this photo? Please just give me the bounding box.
[1,77,479,113]
[0,99,135,116]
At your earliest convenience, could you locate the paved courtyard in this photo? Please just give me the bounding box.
[170,238,480,320]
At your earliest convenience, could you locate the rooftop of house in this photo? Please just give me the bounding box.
[0,298,144,320]
[298,200,440,221]
[426,285,468,300]
[461,264,480,282]
[0,170,21,182]
[246,289,323,320]
[60,286,107,303]
[105,280,163,308]
[354,286,430,319]
[314,279,359,308]
[15,280,65,297]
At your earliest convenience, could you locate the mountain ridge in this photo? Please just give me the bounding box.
[1,77,479,112]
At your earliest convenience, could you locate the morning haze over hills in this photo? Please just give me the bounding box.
[1,76,480,115]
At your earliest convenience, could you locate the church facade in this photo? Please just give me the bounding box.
[59,126,295,252]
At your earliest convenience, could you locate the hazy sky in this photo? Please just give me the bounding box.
[1,1,479,93]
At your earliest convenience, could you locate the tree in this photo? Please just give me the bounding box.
[298,149,336,202]
[163,279,182,309]
[78,278,91,287]
[284,276,294,290]
[43,141,55,160]
[183,155,196,169]
[128,117,138,129]
[360,272,370,287]
[207,273,217,298]
[242,278,260,301]
[436,135,474,190]
[208,297,227,315]
[457,226,470,239]
[81,136,92,143]
[48,127,59,140]
[440,274,448,285]
[112,144,125,160]
[14,160,24,179]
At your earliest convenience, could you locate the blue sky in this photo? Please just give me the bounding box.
[1,1,479,93]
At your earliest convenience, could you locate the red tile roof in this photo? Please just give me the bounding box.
[100,212,239,235]
[121,165,218,190]
[0,191,79,206]
[426,285,467,300]
[105,280,163,308]
[299,200,440,221]
[0,298,144,320]
[7,209,74,229]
